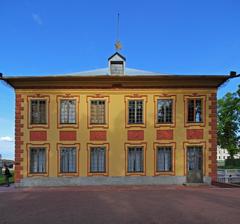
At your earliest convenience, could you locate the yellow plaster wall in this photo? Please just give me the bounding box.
[17,88,216,178]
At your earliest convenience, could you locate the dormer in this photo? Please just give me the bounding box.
[108,52,126,76]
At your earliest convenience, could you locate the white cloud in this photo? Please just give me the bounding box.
[0,136,14,142]
[32,13,43,25]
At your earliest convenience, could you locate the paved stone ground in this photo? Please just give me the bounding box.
[0,185,240,224]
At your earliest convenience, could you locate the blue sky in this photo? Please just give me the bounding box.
[0,0,239,159]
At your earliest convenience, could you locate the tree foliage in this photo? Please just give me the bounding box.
[217,85,240,158]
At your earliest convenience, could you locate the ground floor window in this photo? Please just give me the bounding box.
[60,147,77,173]
[30,147,46,173]
[156,146,172,172]
[127,147,144,173]
[90,147,106,173]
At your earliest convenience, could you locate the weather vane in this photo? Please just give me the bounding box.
[115,13,122,51]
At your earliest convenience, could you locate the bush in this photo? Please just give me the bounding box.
[225,159,240,169]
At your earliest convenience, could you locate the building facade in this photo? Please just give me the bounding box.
[1,52,233,186]
[217,146,240,161]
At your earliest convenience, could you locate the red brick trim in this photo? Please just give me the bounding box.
[15,94,24,183]
[186,129,204,140]
[208,93,217,182]
[156,130,173,140]
[30,131,47,141]
[90,131,107,141]
[128,130,144,141]
[59,131,77,141]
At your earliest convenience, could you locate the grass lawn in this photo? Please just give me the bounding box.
[0,172,14,185]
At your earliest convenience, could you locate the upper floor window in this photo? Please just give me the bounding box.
[157,99,173,123]
[60,99,76,124]
[128,100,143,124]
[31,100,47,124]
[90,100,106,124]
[187,98,203,123]
[30,147,46,173]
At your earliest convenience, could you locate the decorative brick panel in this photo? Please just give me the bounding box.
[209,93,217,182]
[30,131,47,141]
[15,94,24,183]
[59,131,76,141]
[156,130,173,140]
[128,130,144,141]
[90,131,107,141]
[186,129,204,140]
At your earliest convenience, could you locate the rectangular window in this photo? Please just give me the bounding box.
[157,99,173,123]
[128,100,143,124]
[187,98,202,123]
[110,61,124,75]
[60,99,76,124]
[90,100,106,124]
[156,146,172,172]
[90,147,106,173]
[127,147,144,173]
[31,100,47,124]
[30,147,46,173]
[60,147,76,173]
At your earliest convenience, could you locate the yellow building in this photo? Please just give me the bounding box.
[1,52,234,186]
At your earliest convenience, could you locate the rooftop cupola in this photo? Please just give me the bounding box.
[108,52,126,76]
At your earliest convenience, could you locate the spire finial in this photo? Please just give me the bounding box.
[115,13,122,51]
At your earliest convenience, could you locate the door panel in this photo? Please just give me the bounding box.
[187,146,203,183]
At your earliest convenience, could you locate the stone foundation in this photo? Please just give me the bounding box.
[16,176,212,187]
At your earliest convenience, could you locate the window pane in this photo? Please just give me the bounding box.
[60,100,76,124]
[187,99,195,122]
[31,100,47,124]
[195,99,202,122]
[60,147,76,173]
[90,147,106,173]
[110,62,124,75]
[30,147,46,173]
[187,98,202,123]
[128,100,143,124]
[90,100,105,124]
[157,147,172,172]
[127,147,144,172]
[157,99,173,123]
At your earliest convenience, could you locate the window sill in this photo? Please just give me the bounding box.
[126,172,146,176]
[87,172,108,176]
[88,123,109,129]
[28,124,49,129]
[58,173,79,177]
[155,122,175,128]
[28,173,48,177]
[185,122,205,128]
[154,171,175,176]
[58,123,79,129]
[126,123,146,128]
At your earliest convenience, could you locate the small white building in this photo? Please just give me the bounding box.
[217,146,240,160]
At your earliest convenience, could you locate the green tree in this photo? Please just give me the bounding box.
[217,85,240,158]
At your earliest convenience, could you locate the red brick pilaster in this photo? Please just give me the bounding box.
[208,93,217,182]
[15,94,24,183]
